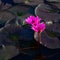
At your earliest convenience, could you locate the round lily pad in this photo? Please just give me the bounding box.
[0,24,20,46]
[8,5,33,25]
[0,11,15,28]
[35,4,60,21]
[34,31,60,49]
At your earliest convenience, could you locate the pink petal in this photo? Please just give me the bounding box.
[32,22,46,32]
[25,17,32,24]
[32,26,38,32]
[25,16,46,33]
[39,22,46,32]
[35,16,41,22]
[25,15,42,25]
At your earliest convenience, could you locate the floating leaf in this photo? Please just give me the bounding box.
[46,29,57,37]
[48,9,58,13]
[9,34,19,42]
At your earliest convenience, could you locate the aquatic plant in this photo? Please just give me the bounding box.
[25,15,46,47]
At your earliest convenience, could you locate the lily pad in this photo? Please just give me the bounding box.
[0,24,20,46]
[8,5,31,16]
[8,5,32,25]
[8,34,19,42]
[34,31,60,49]
[35,4,60,21]
[48,9,58,13]
[45,29,57,37]
[0,11,15,28]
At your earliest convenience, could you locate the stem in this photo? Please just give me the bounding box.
[38,32,41,48]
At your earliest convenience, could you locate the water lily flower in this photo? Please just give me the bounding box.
[25,15,46,48]
[32,22,46,33]
[25,15,41,25]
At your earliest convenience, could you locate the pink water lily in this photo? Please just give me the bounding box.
[25,15,41,25]
[25,15,46,47]
[32,22,46,33]
[25,15,46,32]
